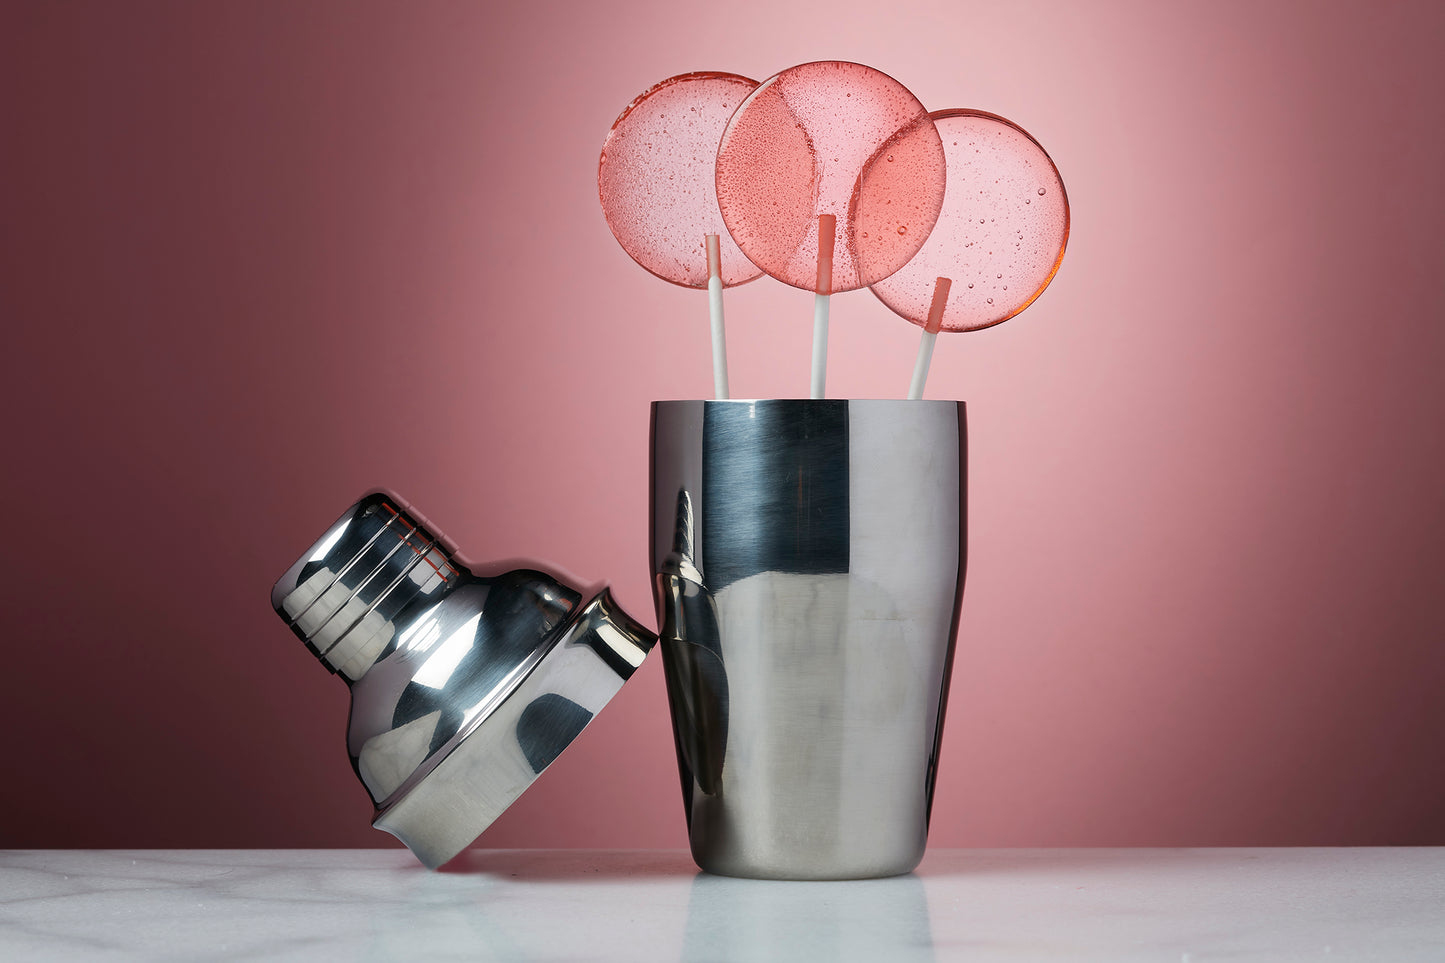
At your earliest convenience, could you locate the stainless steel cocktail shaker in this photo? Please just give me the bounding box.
[269,400,965,877]
[651,400,966,879]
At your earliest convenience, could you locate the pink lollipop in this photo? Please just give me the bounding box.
[715,61,946,397]
[599,72,763,398]
[866,109,1069,398]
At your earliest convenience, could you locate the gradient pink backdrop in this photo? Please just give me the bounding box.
[2,0,1442,850]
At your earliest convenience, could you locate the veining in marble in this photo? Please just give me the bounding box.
[1,849,1442,961]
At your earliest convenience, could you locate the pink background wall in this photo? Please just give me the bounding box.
[3,0,1442,850]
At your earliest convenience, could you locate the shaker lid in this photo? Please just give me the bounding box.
[271,492,656,868]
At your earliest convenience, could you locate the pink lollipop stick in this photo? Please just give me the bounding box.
[907,277,952,399]
[811,214,836,399]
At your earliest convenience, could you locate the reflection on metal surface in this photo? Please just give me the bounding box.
[271,492,656,869]
[655,489,729,800]
[651,400,966,880]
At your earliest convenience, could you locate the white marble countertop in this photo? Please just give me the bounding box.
[1,848,1441,961]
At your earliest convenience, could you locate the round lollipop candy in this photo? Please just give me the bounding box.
[715,61,946,397]
[866,109,1069,398]
[599,72,763,398]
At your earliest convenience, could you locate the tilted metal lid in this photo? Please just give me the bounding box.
[270,492,656,869]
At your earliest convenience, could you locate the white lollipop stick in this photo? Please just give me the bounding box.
[705,234,730,400]
[811,296,829,398]
[907,277,952,400]
[811,214,836,399]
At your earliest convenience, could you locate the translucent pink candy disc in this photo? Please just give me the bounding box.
[599,72,764,289]
[869,110,1069,331]
[715,61,946,293]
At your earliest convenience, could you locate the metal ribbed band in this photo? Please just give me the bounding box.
[273,495,462,681]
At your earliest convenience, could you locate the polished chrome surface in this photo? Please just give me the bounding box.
[651,400,966,880]
[271,492,657,869]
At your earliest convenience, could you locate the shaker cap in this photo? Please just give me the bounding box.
[271,492,656,868]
